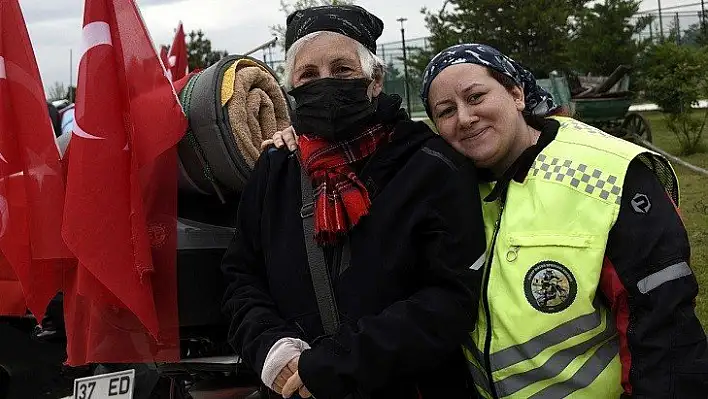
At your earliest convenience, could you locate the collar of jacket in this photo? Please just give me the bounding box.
[483,118,560,202]
[371,92,409,125]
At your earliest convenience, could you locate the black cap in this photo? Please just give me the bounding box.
[285,5,384,54]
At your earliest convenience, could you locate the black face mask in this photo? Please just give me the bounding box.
[288,78,378,141]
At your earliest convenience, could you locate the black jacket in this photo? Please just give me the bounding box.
[488,118,708,398]
[222,96,486,399]
[605,159,708,398]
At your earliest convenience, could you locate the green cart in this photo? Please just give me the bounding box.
[573,95,652,143]
[538,69,653,144]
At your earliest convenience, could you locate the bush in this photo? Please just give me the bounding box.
[637,42,708,154]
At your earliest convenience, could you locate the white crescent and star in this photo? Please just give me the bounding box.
[25,149,58,190]
[1,52,64,157]
[80,21,112,59]
[72,121,104,140]
[0,45,63,238]
[73,21,113,141]
[73,21,131,152]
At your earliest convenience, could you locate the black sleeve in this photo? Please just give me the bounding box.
[298,140,486,398]
[221,148,304,375]
[604,159,708,398]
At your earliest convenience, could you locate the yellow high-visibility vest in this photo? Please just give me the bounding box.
[467,117,679,399]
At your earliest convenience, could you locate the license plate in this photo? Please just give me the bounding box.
[73,369,135,399]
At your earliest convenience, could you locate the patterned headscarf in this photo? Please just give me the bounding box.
[285,5,384,54]
[420,43,558,118]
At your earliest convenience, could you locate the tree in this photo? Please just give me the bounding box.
[183,30,228,71]
[47,81,67,101]
[270,0,355,52]
[408,0,590,80]
[679,22,708,47]
[637,42,708,154]
[406,2,460,83]
[567,0,653,76]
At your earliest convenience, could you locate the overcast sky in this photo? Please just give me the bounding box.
[21,0,700,92]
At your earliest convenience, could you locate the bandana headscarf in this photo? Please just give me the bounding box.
[420,43,558,118]
[285,5,384,54]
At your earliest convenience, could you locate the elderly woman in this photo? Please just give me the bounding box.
[270,43,708,398]
[221,6,486,399]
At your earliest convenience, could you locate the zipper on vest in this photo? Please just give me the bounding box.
[482,198,505,399]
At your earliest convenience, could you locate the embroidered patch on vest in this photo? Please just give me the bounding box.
[524,261,578,313]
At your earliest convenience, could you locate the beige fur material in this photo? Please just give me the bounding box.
[227,65,290,168]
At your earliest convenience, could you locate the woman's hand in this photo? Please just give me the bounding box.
[280,356,312,398]
[272,357,297,394]
[262,126,300,152]
[282,372,312,398]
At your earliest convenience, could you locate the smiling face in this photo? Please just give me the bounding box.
[290,32,383,97]
[427,63,527,171]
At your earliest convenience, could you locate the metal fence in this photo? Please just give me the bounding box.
[377,37,431,116]
[633,4,708,44]
[259,3,708,119]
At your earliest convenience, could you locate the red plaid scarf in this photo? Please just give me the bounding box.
[299,123,394,245]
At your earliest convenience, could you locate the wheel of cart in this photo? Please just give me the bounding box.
[621,112,652,144]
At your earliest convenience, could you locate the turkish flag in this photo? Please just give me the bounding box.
[0,0,70,319]
[166,22,188,82]
[62,0,186,365]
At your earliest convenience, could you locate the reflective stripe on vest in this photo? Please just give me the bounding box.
[468,307,618,397]
[491,306,603,372]
[527,338,619,398]
[494,307,617,397]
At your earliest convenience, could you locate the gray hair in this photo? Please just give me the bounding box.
[283,31,385,90]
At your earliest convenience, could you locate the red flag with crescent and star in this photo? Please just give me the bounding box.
[0,0,71,319]
[61,0,186,364]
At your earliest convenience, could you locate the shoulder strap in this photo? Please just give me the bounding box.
[300,170,341,335]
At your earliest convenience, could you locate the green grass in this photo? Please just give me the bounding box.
[642,112,708,327]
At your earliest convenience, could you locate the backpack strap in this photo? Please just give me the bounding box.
[300,170,342,335]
